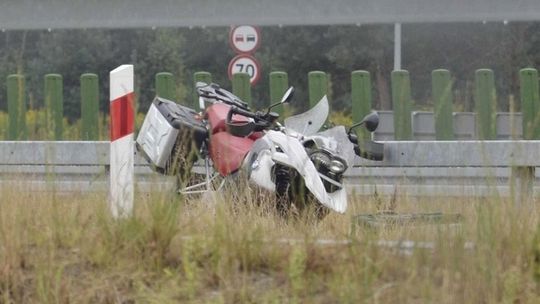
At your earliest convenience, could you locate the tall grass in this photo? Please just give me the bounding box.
[0,183,539,303]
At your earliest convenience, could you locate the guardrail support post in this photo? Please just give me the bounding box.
[81,73,99,140]
[432,69,454,140]
[520,68,540,139]
[269,71,289,118]
[7,74,27,140]
[232,72,252,108]
[308,71,328,110]
[391,70,413,140]
[44,74,64,140]
[512,68,540,206]
[512,167,535,208]
[193,71,212,110]
[351,70,372,140]
[475,69,497,140]
[155,72,175,102]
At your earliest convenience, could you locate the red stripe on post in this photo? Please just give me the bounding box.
[110,92,135,141]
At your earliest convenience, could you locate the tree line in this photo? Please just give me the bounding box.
[0,22,538,121]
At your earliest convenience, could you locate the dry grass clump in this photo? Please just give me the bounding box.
[0,183,539,303]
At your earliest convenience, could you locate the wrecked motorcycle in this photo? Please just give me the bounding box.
[136,82,383,217]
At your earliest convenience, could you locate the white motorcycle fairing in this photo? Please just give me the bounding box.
[243,138,276,192]
[284,96,329,136]
[250,130,347,213]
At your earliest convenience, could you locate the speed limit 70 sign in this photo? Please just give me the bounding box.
[228,54,261,85]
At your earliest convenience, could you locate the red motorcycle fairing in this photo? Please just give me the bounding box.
[209,132,255,176]
[205,103,264,176]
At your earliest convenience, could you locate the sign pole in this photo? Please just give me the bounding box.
[109,64,135,218]
[394,23,402,71]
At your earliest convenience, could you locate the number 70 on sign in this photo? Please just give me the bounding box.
[228,54,261,85]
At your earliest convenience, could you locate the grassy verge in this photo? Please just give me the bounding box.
[0,185,539,303]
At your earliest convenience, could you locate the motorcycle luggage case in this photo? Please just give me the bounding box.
[136,97,207,175]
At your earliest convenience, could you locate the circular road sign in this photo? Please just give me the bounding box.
[228,54,261,85]
[229,25,260,54]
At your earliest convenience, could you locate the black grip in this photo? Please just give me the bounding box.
[226,106,258,125]
[231,106,257,120]
[354,140,384,161]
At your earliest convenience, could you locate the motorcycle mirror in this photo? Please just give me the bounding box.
[348,132,358,144]
[267,86,294,114]
[348,112,379,133]
[280,87,294,104]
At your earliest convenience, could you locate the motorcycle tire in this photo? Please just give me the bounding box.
[274,165,329,221]
[275,165,292,217]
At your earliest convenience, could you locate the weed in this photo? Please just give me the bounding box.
[0,184,538,302]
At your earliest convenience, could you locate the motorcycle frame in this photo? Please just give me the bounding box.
[176,141,225,195]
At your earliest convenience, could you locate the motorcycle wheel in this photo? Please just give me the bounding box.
[275,165,292,217]
[274,165,329,221]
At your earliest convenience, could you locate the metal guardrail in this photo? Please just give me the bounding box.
[1,141,539,197]
[374,111,522,141]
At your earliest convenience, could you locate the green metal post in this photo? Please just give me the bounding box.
[193,71,212,110]
[391,70,413,140]
[308,71,328,109]
[7,74,27,140]
[232,73,252,108]
[514,68,539,207]
[474,69,497,140]
[44,74,63,140]
[81,73,99,140]
[155,72,175,101]
[520,68,540,140]
[351,70,372,140]
[269,71,289,118]
[432,69,454,140]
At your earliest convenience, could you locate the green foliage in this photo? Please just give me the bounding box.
[0,111,7,140]
[328,110,353,127]
[0,23,539,131]
[288,246,307,302]
[0,109,106,140]
[0,95,355,141]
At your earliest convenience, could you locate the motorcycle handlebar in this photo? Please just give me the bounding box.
[196,82,249,110]
[227,106,259,121]
[226,106,275,136]
[225,106,259,137]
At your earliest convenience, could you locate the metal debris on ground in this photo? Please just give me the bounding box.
[352,211,463,229]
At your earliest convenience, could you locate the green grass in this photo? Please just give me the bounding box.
[0,185,539,303]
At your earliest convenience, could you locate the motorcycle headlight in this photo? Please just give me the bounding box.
[310,150,331,168]
[310,149,348,174]
[329,159,346,174]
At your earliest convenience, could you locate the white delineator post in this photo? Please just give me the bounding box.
[110,65,134,218]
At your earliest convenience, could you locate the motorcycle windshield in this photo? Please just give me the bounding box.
[314,126,357,167]
[284,96,329,136]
